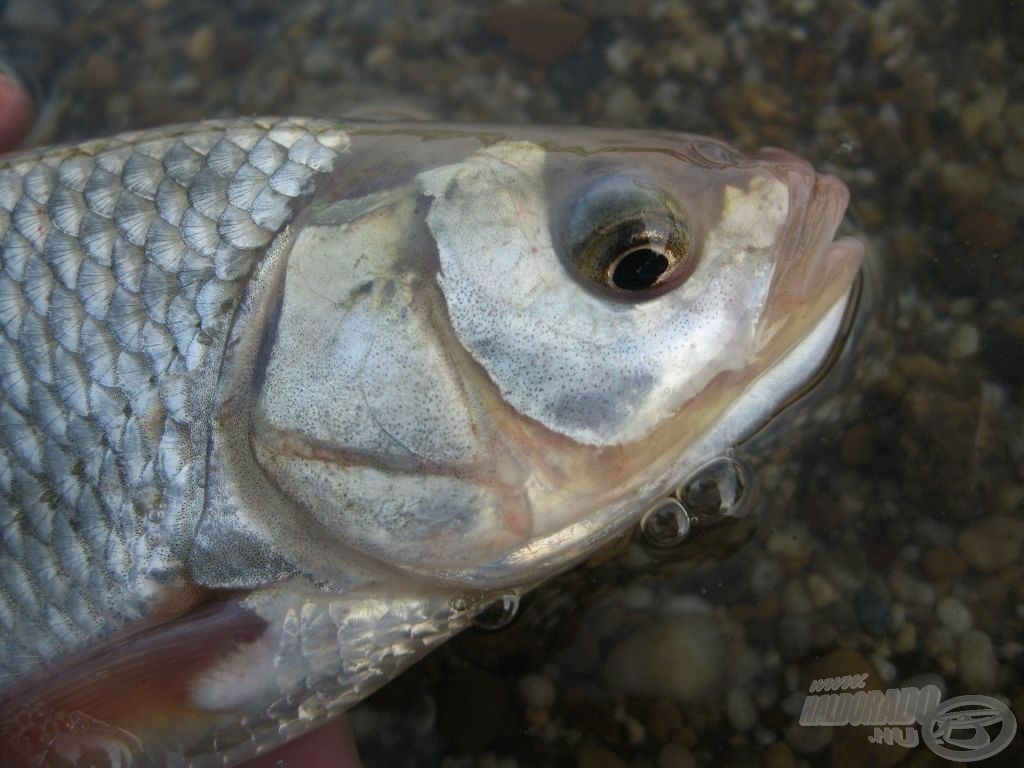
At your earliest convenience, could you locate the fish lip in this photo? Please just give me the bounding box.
[752,146,864,315]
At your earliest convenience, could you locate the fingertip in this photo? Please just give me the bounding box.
[0,73,35,152]
[236,717,364,768]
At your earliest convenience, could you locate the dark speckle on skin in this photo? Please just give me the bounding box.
[550,370,654,435]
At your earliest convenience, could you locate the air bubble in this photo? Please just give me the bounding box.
[677,456,749,519]
[145,530,162,547]
[472,593,520,631]
[639,498,692,548]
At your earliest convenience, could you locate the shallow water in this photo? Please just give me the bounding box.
[3,0,1022,765]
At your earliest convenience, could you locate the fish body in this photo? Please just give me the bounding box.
[0,118,863,765]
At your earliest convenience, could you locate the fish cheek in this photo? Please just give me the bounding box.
[548,369,656,438]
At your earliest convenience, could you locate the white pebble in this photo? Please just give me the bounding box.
[806,573,838,607]
[890,569,936,606]
[936,596,973,637]
[948,323,980,358]
[870,652,898,683]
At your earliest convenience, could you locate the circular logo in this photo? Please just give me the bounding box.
[921,695,1017,762]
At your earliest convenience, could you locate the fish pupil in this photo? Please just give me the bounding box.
[611,248,669,290]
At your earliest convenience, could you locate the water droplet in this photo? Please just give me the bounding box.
[639,498,692,547]
[472,593,520,631]
[677,456,748,519]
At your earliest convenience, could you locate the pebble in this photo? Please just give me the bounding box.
[781,580,813,616]
[958,630,999,691]
[784,720,833,754]
[958,516,1024,571]
[657,743,695,768]
[901,672,948,701]
[889,569,935,607]
[766,526,812,565]
[1004,146,1024,177]
[603,84,645,125]
[516,673,555,709]
[922,546,966,579]
[186,25,216,62]
[576,739,627,768]
[604,39,639,75]
[750,558,782,595]
[302,41,341,77]
[892,621,918,654]
[936,596,973,637]
[761,741,795,768]
[869,652,897,683]
[925,626,956,659]
[806,574,838,608]
[726,688,758,732]
[854,580,894,636]
[779,616,812,660]
[488,5,588,64]
[603,614,724,703]
[80,52,119,91]
[840,423,874,465]
[948,323,980,359]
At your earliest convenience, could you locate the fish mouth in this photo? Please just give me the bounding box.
[753,147,864,345]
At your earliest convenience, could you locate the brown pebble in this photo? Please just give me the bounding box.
[645,700,683,743]
[756,596,781,621]
[840,424,874,466]
[524,705,549,728]
[762,741,795,768]
[671,723,699,748]
[803,494,844,535]
[956,208,1011,250]
[900,378,984,522]
[575,739,628,768]
[187,25,217,62]
[489,4,587,64]
[923,547,966,579]
[81,52,119,91]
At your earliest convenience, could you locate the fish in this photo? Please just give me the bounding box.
[0,117,863,766]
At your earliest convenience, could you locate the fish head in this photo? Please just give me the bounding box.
[215,125,863,592]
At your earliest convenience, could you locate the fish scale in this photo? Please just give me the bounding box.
[0,117,349,682]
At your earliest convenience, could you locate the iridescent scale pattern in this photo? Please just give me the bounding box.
[0,118,347,680]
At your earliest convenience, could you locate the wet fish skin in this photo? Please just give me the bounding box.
[0,117,358,764]
[0,119,863,765]
[0,117,349,679]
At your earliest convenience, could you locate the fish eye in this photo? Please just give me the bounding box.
[565,176,693,299]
